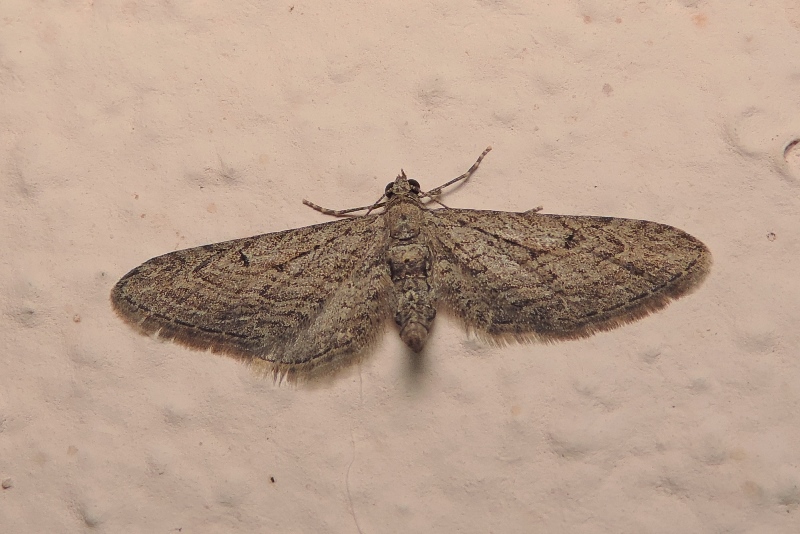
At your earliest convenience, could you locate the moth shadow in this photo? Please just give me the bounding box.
[401,346,430,393]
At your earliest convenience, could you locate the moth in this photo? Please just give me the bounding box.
[111,147,711,381]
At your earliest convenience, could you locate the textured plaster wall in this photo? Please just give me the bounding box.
[1,1,800,532]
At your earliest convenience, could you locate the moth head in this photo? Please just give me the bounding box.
[385,170,421,198]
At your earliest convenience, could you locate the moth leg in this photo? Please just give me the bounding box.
[302,198,386,217]
[422,197,451,209]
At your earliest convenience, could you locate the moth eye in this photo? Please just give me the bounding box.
[408,179,421,193]
[384,183,394,197]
